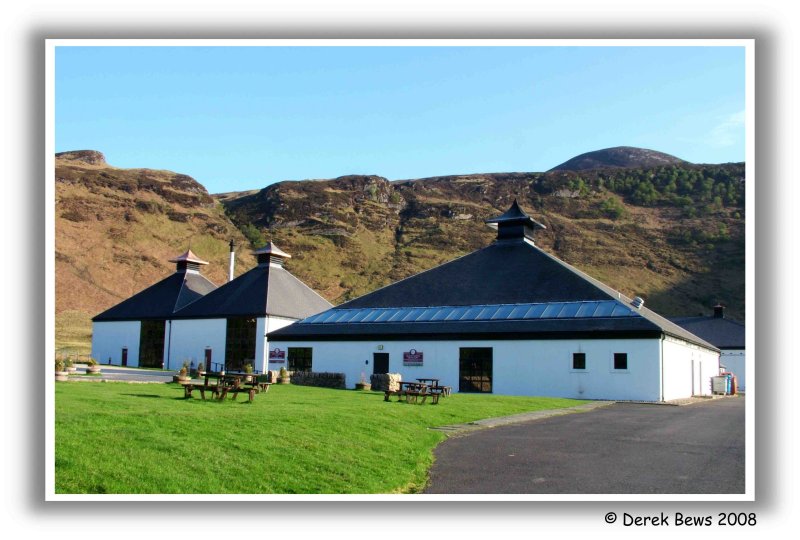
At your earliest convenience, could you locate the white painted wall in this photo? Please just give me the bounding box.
[262,316,297,373]
[721,349,746,392]
[661,336,720,400]
[267,338,670,401]
[167,319,227,371]
[91,321,141,367]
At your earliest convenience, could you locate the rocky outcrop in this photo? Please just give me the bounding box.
[56,150,107,165]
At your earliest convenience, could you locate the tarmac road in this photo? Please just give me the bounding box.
[424,397,745,494]
[68,364,178,383]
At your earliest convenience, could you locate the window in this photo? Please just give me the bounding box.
[572,352,586,370]
[614,353,628,370]
[225,317,257,371]
[288,347,313,372]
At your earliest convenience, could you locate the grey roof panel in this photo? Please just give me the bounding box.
[669,316,745,349]
[93,272,218,322]
[172,264,332,320]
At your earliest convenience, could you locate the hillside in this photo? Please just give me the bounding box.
[54,149,746,353]
[222,162,745,320]
[55,151,253,352]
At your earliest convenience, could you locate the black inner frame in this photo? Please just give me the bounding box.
[572,352,586,370]
[139,319,165,368]
[225,317,257,371]
[288,347,313,372]
[459,347,493,393]
[614,352,628,370]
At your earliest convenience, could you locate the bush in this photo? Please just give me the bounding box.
[600,197,627,219]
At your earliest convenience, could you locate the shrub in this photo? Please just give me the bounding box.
[600,197,627,219]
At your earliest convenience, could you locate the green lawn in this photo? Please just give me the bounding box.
[55,382,586,494]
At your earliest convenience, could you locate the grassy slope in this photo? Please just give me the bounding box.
[55,382,584,494]
[55,157,254,353]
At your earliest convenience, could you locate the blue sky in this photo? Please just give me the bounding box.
[55,44,746,194]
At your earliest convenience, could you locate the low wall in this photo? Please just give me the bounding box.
[370,373,403,392]
[289,371,347,389]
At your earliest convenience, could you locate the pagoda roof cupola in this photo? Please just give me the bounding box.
[169,249,209,274]
[253,242,292,267]
[485,199,546,244]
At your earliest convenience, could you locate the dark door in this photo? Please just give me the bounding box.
[459,347,493,393]
[373,353,389,375]
[121,347,128,367]
[204,348,213,371]
[139,319,166,368]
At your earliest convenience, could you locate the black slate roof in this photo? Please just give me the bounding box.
[669,315,745,349]
[269,239,717,350]
[92,271,218,322]
[171,263,332,320]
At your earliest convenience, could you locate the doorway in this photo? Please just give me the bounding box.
[139,319,166,368]
[121,347,128,367]
[373,353,389,375]
[459,347,493,393]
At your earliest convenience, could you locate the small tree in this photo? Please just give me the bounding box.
[600,197,627,219]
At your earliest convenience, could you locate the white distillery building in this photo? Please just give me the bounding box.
[91,243,331,373]
[91,250,218,368]
[671,305,746,392]
[269,200,720,402]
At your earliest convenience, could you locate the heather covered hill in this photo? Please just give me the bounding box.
[55,151,253,352]
[54,148,746,352]
[549,146,688,171]
[222,161,745,319]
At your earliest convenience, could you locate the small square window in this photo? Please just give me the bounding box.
[614,353,628,370]
[572,352,586,370]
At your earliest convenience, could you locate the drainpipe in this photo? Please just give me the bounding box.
[166,320,173,370]
[660,336,665,402]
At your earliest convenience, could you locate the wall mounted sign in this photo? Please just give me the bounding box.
[403,349,423,366]
[269,348,286,362]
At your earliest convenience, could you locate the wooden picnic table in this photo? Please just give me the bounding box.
[383,381,441,404]
[181,371,270,403]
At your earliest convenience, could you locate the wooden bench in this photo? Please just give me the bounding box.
[425,386,443,404]
[384,389,402,402]
[219,374,272,403]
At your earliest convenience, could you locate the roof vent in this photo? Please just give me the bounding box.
[484,199,546,244]
[631,296,645,309]
[169,249,209,274]
[713,304,725,318]
[253,241,292,267]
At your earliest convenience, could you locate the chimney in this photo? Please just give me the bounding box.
[228,239,235,282]
[484,199,546,244]
[714,304,725,318]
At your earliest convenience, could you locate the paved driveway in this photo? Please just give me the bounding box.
[425,397,745,494]
[70,365,178,383]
